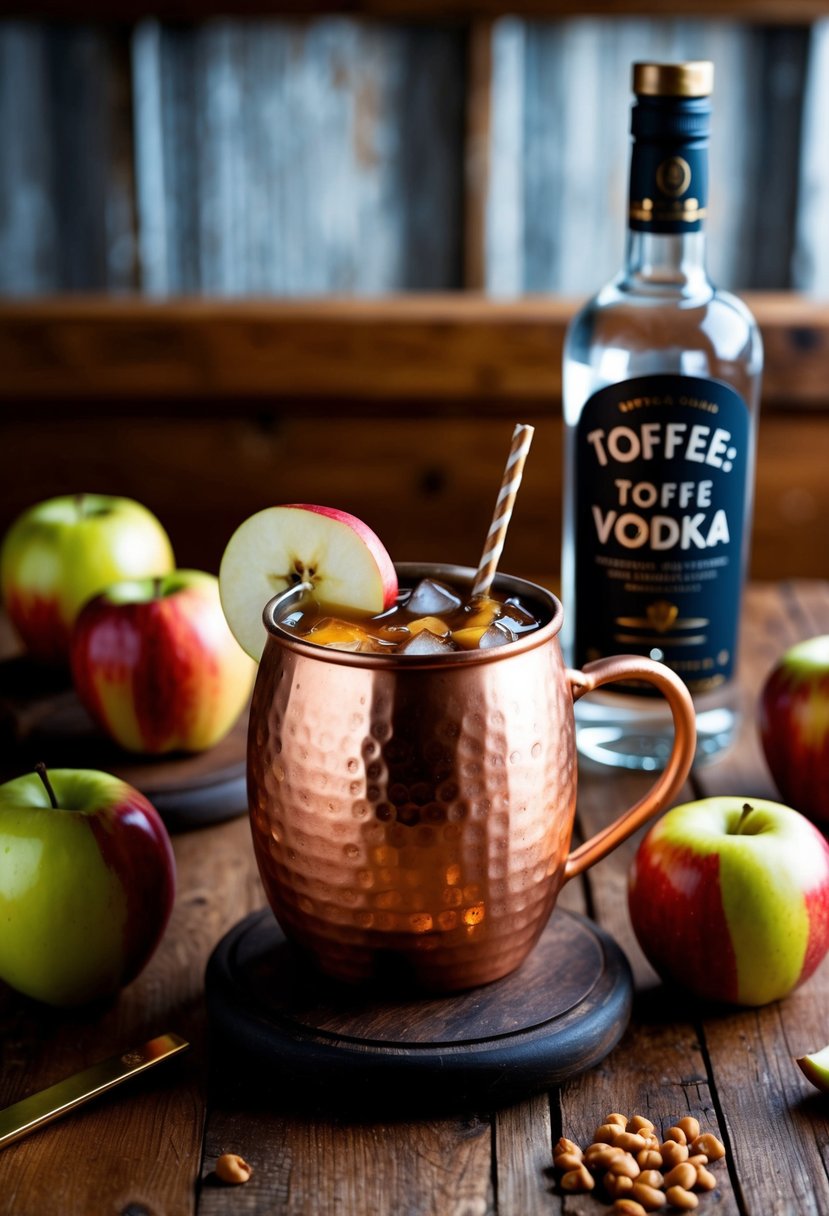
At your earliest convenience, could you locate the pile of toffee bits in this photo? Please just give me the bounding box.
[553,1112,726,1213]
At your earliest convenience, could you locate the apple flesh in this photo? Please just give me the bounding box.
[70,571,255,754]
[796,1045,829,1093]
[219,504,398,660]
[1,494,174,665]
[0,767,175,1006]
[759,635,829,824]
[628,797,829,1006]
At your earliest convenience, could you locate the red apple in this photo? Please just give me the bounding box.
[0,765,175,1006]
[0,494,174,665]
[628,797,829,1006]
[759,635,829,823]
[219,504,398,660]
[70,571,255,754]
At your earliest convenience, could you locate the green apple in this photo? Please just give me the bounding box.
[70,571,255,754]
[0,765,176,1006]
[0,494,174,665]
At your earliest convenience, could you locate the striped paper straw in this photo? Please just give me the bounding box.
[471,423,535,599]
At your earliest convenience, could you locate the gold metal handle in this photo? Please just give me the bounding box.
[0,1032,189,1151]
[563,656,696,882]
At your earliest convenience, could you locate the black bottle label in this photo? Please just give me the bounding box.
[574,373,750,695]
[629,143,708,234]
[628,93,710,234]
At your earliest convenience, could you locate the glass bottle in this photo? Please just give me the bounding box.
[561,61,763,770]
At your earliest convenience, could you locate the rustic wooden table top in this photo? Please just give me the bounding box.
[1,580,828,1216]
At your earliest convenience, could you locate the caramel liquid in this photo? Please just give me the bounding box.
[279,580,542,654]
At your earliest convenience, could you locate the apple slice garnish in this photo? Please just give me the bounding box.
[796,1046,829,1093]
[219,504,398,659]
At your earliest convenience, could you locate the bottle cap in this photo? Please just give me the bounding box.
[628,63,711,231]
[633,62,714,99]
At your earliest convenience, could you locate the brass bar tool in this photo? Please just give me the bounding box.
[0,1032,189,1150]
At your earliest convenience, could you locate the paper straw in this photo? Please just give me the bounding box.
[471,423,535,599]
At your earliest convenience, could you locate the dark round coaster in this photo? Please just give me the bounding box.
[205,906,633,1113]
[0,655,247,831]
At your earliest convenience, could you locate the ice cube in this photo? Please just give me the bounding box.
[478,622,515,649]
[405,579,463,617]
[501,601,539,635]
[357,632,396,654]
[400,630,457,656]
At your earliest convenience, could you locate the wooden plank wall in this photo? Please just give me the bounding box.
[0,26,137,292]
[1,9,827,588]
[1,19,467,295]
[0,16,824,295]
[2,388,826,586]
[130,21,466,293]
[487,20,810,294]
[1,297,827,584]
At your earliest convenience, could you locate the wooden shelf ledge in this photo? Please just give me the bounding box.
[0,293,827,413]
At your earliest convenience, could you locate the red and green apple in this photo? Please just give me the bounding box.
[219,503,398,660]
[759,635,829,824]
[0,494,174,665]
[70,571,255,754]
[0,765,175,1007]
[628,797,829,1006]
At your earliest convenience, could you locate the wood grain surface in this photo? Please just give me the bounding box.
[2,294,829,408]
[1,295,828,589]
[1,401,827,585]
[487,22,808,297]
[130,22,465,295]
[692,582,829,1216]
[0,2,824,25]
[1,581,828,1215]
[0,18,825,302]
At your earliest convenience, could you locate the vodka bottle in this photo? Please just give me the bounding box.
[561,62,763,770]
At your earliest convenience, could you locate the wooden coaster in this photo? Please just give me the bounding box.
[205,906,633,1113]
[0,655,247,831]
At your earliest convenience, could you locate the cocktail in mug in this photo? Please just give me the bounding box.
[279,572,541,655]
[243,561,696,990]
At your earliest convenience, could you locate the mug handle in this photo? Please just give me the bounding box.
[562,656,697,883]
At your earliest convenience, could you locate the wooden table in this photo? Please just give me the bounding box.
[1,581,828,1216]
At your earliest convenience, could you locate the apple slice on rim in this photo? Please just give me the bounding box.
[797,1045,829,1093]
[219,504,398,660]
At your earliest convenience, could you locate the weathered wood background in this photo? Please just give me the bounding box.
[1,16,828,295]
[1,10,828,588]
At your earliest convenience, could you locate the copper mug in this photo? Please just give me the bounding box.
[247,563,696,991]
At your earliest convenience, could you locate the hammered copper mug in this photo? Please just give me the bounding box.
[247,562,696,991]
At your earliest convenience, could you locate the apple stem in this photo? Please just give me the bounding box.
[152,576,163,599]
[736,802,754,834]
[74,492,88,519]
[35,762,58,809]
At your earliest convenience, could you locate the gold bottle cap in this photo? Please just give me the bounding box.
[633,62,714,99]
